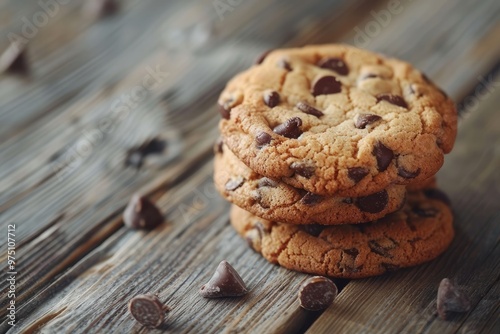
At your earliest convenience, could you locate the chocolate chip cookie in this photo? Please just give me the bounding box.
[215,142,407,225]
[230,189,454,278]
[219,44,457,196]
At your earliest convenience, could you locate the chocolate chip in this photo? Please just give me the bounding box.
[218,101,231,119]
[354,114,382,129]
[225,176,244,191]
[344,248,359,257]
[311,76,342,96]
[125,138,166,169]
[199,260,248,298]
[298,276,338,311]
[373,142,393,172]
[258,177,278,188]
[368,238,397,257]
[398,166,421,179]
[317,57,349,76]
[84,0,119,19]
[0,43,28,75]
[381,263,400,272]
[424,188,451,206]
[277,58,292,71]
[255,49,273,64]
[273,117,303,139]
[256,132,272,147]
[290,161,315,178]
[128,294,170,328]
[413,206,439,217]
[356,190,388,213]
[376,94,408,109]
[301,224,324,237]
[437,278,471,320]
[301,192,323,205]
[296,101,324,117]
[123,194,163,229]
[263,90,280,108]
[214,137,223,154]
[245,228,262,253]
[348,167,369,183]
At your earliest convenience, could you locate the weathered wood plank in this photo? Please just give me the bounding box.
[307,77,500,334]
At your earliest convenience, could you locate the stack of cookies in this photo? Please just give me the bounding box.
[214,44,457,278]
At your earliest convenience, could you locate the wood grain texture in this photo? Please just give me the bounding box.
[0,0,499,332]
[307,79,500,334]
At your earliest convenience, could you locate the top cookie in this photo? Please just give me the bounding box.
[219,44,457,196]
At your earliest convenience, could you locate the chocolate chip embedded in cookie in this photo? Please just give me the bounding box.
[214,144,407,225]
[229,189,454,279]
[219,44,457,196]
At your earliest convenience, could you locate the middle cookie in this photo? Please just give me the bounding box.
[214,142,406,225]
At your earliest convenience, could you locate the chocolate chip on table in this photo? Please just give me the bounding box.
[376,94,408,109]
[277,58,292,71]
[125,137,166,169]
[437,278,471,320]
[413,206,439,217]
[256,132,272,147]
[296,101,324,117]
[298,276,338,311]
[347,167,369,183]
[225,176,244,191]
[424,188,451,206]
[255,49,273,64]
[311,76,342,96]
[273,117,303,139]
[263,90,280,108]
[123,194,163,229]
[317,57,349,76]
[301,192,323,205]
[199,260,248,298]
[372,142,394,172]
[354,114,382,129]
[128,294,170,328]
[290,161,315,178]
[356,190,389,213]
[398,166,421,179]
[0,42,28,75]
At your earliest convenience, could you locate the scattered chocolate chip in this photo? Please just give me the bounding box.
[290,161,315,178]
[372,142,393,172]
[214,137,223,154]
[225,176,244,191]
[263,90,280,108]
[123,194,163,229]
[424,189,451,206]
[255,49,273,64]
[356,190,389,213]
[317,57,349,76]
[199,260,248,298]
[398,166,421,179]
[0,42,28,75]
[301,224,324,237]
[311,76,342,96]
[273,117,303,139]
[413,206,439,217]
[296,101,324,117]
[437,278,471,320]
[376,94,408,109]
[255,132,272,147]
[125,138,166,169]
[298,276,338,311]
[84,0,119,19]
[381,263,400,272]
[128,294,170,328]
[347,167,369,183]
[218,101,231,119]
[301,192,323,205]
[277,58,292,71]
[368,238,397,257]
[258,177,278,188]
[355,114,382,129]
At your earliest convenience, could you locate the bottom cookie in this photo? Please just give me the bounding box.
[230,189,454,279]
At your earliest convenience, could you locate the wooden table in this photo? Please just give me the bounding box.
[1,0,499,333]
